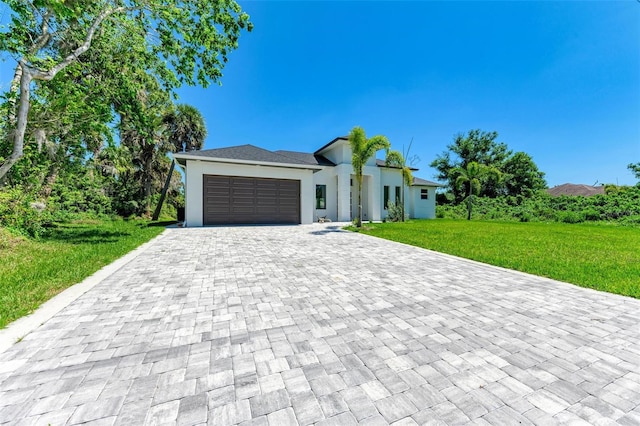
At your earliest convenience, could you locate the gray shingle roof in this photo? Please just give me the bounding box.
[179,144,313,166]
[274,150,335,166]
[412,177,443,187]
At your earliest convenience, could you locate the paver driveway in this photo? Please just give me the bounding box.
[1,224,639,425]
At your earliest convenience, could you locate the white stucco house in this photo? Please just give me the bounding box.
[173,136,442,226]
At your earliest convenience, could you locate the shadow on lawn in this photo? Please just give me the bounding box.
[43,225,132,244]
[147,220,177,227]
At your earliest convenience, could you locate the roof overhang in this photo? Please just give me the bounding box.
[173,152,323,171]
[314,136,348,155]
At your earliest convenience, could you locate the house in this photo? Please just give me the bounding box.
[173,136,442,226]
[547,183,605,197]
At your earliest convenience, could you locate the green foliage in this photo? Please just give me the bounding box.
[385,202,404,222]
[0,0,252,89]
[0,0,251,180]
[453,161,501,220]
[0,219,163,328]
[503,152,547,196]
[431,129,546,200]
[0,187,51,238]
[385,149,413,221]
[436,187,640,225]
[628,162,640,183]
[355,220,640,298]
[348,126,390,227]
[163,104,207,152]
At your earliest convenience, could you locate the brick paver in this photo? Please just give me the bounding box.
[1,224,639,425]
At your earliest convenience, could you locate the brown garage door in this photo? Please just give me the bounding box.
[203,175,300,225]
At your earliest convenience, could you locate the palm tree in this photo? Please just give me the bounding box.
[152,104,207,220]
[162,104,207,152]
[349,126,390,227]
[454,161,500,220]
[385,149,413,222]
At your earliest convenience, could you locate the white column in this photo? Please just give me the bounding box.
[369,169,381,221]
[336,165,351,222]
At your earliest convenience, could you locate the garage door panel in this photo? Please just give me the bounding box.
[203,175,300,225]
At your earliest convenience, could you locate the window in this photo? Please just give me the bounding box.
[421,189,429,200]
[395,186,401,204]
[383,186,390,209]
[316,185,326,209]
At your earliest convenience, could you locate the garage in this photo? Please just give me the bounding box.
[203,174,300,225]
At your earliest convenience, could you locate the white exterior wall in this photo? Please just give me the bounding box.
[335,164,352,221]
[183,159,315,226]
[380,168,404,220]
[312,167,338,221]
[379,168,438,219]
[409,186,437,219]
[362,166,381,221]
[321,141,349,165]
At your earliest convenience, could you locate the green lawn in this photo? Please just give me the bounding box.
[0,220,165,329]
[352,219,640,298]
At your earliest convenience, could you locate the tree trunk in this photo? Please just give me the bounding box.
[7,64,22,127]
[144,153,153,217]
[0,66,33,182]
[152,159,175,221]
[401,169,405,222]
[357,173,363,227]
[41,164,60,199]
[466,182,472,220]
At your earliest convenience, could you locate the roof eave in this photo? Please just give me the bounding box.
[172,153,323,170]
[314,136,348,155]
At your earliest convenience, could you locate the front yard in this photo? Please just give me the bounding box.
[351,219,640,298]
[0,220,164,329]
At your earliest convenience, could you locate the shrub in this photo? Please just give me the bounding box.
[556,210,585,224]
[386,202,404,222]
[0,187,52,238]
[583,208,601,221]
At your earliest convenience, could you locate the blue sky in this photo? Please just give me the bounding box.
[177,0,639,187]
[0,1,637,187]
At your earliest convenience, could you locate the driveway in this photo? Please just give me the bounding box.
[1,224,639,425]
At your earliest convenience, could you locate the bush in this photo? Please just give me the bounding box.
[556,210,585,224]
[0,187,52,238]
[386,202,404,222]
[434,187,640,226]
[583,208,601,221]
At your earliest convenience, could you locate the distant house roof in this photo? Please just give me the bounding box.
[547,183,605,197]
[274,150,335,166]
[412,177,443,187]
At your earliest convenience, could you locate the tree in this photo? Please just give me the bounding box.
[502,152,547,196]
[152,104,207,220]
[163,105,207,153]
[0,0,252,180]
[348,126,390,227]
[385,149,413,222]
[454,161,500,220]
[431,129,546,200]
[431,130,511,200]
[628,163,640,184]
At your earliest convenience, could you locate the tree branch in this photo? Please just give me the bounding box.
[28,11,52,55]
[35,6,136,81]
